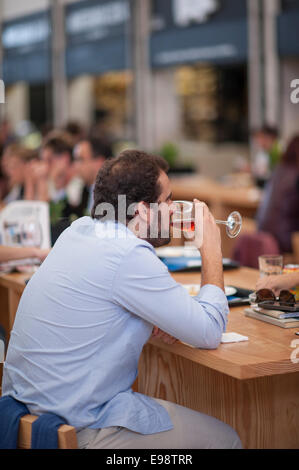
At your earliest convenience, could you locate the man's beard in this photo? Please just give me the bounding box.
[146,233,171,248]
[143,213,171,248]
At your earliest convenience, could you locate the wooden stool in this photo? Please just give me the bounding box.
[18,415,78,449]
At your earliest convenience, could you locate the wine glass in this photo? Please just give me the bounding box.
[171,201,242,239]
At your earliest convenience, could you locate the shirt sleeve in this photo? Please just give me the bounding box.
[112,244,229,349]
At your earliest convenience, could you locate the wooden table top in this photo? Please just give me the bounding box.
[150,268,299,380]
[0,272,30,293]
[1,268,298,380]
[170,175,262,210]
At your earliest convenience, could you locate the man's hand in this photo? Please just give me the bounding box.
[151,326,178,345]
[193,199,222,258]
[192,199,224,292]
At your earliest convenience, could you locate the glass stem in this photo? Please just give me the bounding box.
[215,220,229,226]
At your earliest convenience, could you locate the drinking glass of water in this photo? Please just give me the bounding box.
[258,255,283,278]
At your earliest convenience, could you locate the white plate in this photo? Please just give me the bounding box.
[156,246,201,258]
[225,286,237,296]
[156,247,185,258]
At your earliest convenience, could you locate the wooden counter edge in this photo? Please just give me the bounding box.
[147,338,299,380]
[0,274,28,293]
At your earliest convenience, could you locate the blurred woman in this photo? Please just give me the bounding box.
[256,135,299,253]
[1,144,39,204]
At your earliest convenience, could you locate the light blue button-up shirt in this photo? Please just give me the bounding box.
[2,217,229,434]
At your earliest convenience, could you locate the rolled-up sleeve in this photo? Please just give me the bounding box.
[112,244,229,349]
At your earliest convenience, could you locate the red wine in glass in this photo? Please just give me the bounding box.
[172,201,242,239]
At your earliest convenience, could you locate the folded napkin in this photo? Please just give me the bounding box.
[221,332,249,343]
[181,332,249,348]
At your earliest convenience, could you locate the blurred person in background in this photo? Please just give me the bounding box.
[1,144,39,204]
[256,135,299,254]
[0,120,15,200]
[0,120,15,154]
[73,137,113,214]
[40,132,75,198]
[31,132,85,244]
[252,126,282,188]
[64,121,86,147]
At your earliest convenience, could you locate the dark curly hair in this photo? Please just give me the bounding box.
[42,132,74,162]
[91,149,169,223]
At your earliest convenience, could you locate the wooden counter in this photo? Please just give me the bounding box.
[138,268,299,449]
[0,268,298,448]
[0,272,29,340]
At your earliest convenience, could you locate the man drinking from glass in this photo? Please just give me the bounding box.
[2,150,242,449]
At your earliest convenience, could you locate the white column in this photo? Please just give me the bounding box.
[5,82,29,131]
[130,0,153,150]
[52,0,68,128]
[247,0,264,132]
[264,0,281,128]
[152,69,181,149]
[68,76,94,129]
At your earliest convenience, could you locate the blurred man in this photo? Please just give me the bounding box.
[36,133,85,244]
[64,121,86,147]
[41,133,75,197]
[73,137,113,214]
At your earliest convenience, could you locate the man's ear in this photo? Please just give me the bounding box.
[136,201,149,222]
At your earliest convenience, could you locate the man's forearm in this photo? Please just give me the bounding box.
[200,250,225,292]
[0,246,39,263]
